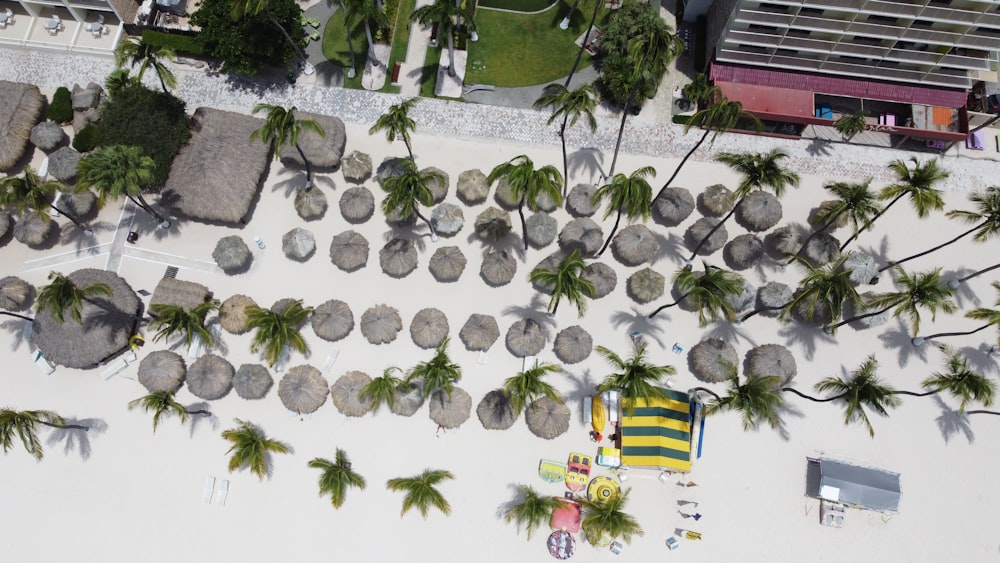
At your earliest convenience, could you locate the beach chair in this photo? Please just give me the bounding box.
[101,357,128,380]
[187,333,203,359]
[33,351,55,375]
[665,536,679,551]
[22,320,33,343]
[477,350,488,365]
[202,476,215,504]
[216,479,229,507]
[538,459,567,483]
[322,349,339,372]
[610,541,623,555]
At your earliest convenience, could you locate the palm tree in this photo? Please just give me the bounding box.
[359,366,404,412]
[77,145,171,228]
[0,167,92,235]
[35,271,112,323]
[653,95,762,203]
[595,340,675,415]
[369,98,418,159]
[128,391,212,432]
[648,262,744,323]
[231,0,311,72]
[785,179,880,263]
[147,300,220,348]
[115,37,176,92]
[579,489,643,545]
[829,268,956,335]
[308,448,366,508]
[502,361,562,414]
[221,419,290,481]
[250,104,325,188]
[386,468,454,518]
[881,186,1000,273]
[0,408,89,460]
[691,365,784,430]
[893,346,996,412]
[776,256,861,330]
[345,0,389,66]
[502,484,563,539]
[533,83,598,196]
[487,155,563,252]
[245,299,313,368]
[591,166,655,256]
[810,356,900,437]
[833,108,869,140]
[563,0,602,88]
[528,249,595,317]
[686,149,800,261]
[331,0,358,78]
[381,158,443,240]
[412,0,475,78]
[915,281,1000,348]
[407,336,461,400]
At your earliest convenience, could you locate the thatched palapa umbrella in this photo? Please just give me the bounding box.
[765,225,800,259]
[506,318,547,357]
[566,184,597,217]
[429,246,467,282]
[311,299,354,342]
[481,250,517,287]
[380,238,418,278]
[736,190,782,232]
[582,262,617,299]
[493,176,520,210]
[330,230,369,272]
[558,218,603,255]
[748,344,797,386]
[361,304,402,345]
[390,383,424,416]
[531,251,564,294]
[809,201,849,230]
[137,350,186,393]
[340,186,375,223]
[341,151,372,183]
[279,364,329,414]
[477,389,516,430]
[219,294,256,334]
[234,364,273,400]
[0,82,45,172]
[726,279,757,313]
[459,314,499,351]
[627,268,664,304]
[612,224,658,266]
[842,251,878,286]
[685,217,728,256]
[553,325,592,364]
[0,210,11,239]
[57,191,97,219]
[653,187,695,226]
[429,387,472,429]
[186,354,234,400]
[295,187,328,220]
[30,121,66,153]
[526,397,570,439]
[700,184,734,216]
[846,291,891,329]
[724,234,764,271]
[422,166,449,204]
[331,371,373,417]
[213,236,252,274]
[14,214,56,247]
[474,207,511,241]
[689,338,737,383]
[278,112,346,169]
[282,227,316,261]
[803,232,841,266]
[526,212,558,249]
[457,169,489,205]
[756,282,792,318]
[0,276,33,311]
[431,202,464,236]
[150,278,212,312]
[410,307,449,349]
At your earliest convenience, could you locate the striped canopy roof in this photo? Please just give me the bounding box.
[620,388,692,472]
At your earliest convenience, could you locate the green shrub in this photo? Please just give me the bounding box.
[72,124,101,153]
[141,30,205,56]
[47,87,73,124]
[673,115,691,125]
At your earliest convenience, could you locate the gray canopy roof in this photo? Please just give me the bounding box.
[379,238,418,278]
[330,230,369,272]
[814,458,901,513]
[410,307,449,349]
[566,184,597,217]
[150,277,212,312]
[429,387,472,429]
[233,363,273,400]
[0,276,33,311]
[481,250,517,287]
[311,299,354,342]
[653,187,695,226]
[186,354,235,400]
[457,169,489,205]
[361,304,402,344]
[553,325,592,364]
[331,370,373,417]
[459,313,499,351]
[279,365,329,414]
[429,246,467,282]
[340,186,375,223]
[558,218,603,255]
[219,294,257,334]
[138,350,186,393]
[0,81,45,172]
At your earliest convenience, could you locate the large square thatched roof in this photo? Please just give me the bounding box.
[0,81,45,172]
[163,107,269,224]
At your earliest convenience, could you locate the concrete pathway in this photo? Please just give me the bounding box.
[398,0,434,97]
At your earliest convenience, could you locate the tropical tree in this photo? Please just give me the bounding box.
[563,0,603,88]
[595,340,675,415]
[915,281,1000,348]
[0,167,92,235]
[893,346,996,412]
[308,448,366,508]
[0,408,89,461]
[245,299,313,367]
[77,145,171,228]
[487,155,563,252]
[591,166,655,256]
[386,468,454,518]
[407,337,461,400]
[115,37,176,92]
[35,271,112,324]
[359,366,404,412]
[345,0,389,66]
[221,418,290,480]
[792,355,900,437]
[881,186,1000,273]
[502,361,561,414]
[411,0,476,78]
[128,391,212,432]
[648,262,744,324]
[148,300,220,348]
[332,0,358,78]
[231,0,310,71]
[381,158,443,240]
[785,179,880,263]
[369,98,418,159]
[777,256,861,330]
[692,365,785,430]
[579,489,643,545]
[533,83,598,195]
[502,484,563,539]
[828,268,956,335]
[528,249,595,317]
[833,108,869,140]
[686,149,800,261]
[250,104,325,188]
[653,96,762,203]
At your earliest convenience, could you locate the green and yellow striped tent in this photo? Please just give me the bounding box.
[620,388,692,471]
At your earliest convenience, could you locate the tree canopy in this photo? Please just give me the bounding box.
[192,0,305,75]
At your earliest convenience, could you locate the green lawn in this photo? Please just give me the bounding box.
[476,0,555,11]
[466,1,600,87]
[322,0,414,93]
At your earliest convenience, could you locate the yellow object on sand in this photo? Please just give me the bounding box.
[587,475,621,504]
[685,531,702,540]
[591,394,606,434]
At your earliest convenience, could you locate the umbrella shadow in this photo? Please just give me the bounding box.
[804,138,834,157]
[610,307,665,348]
[466,231,526,262]
[932,395,975,444]
[382,227,430,254]
[567,147,605,184]
[777,322,835,362]
[703,320,758,348]
[878,318,928,368]
[186,402,219,438]
[46,417,107,461]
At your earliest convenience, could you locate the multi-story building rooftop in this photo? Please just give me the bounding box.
[0,0,140,55]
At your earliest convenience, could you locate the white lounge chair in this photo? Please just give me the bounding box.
[216,479,229,507]
[33,351,55,375]
[187,333,203,359]
[477,350,488,365]
[322,349,339,372]
[202,476,215,504]
[21,320,33,343]
[101,357,128,380]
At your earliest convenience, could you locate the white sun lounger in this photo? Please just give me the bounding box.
[101,357,129,380]
[187,333,203,359]
[203,476,215,504]
[33,351,55,375]
[322,349,339,372]
[216,479,229,507]
[21,320,33,343]
[477,350,488,365]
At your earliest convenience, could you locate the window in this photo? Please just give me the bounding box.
[749,24,779,33]
[867,14,898,25]
[759,3,789,13]
[776,49,798,56]
[912,20,934,29]
[787,28,812,38]
[854,35,883,46]
[800,7,823,16]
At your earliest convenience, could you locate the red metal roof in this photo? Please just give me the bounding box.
[715,82,814,118]
[711,62,967,108]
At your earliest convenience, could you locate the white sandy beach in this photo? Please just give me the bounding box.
[2,79,1000,563]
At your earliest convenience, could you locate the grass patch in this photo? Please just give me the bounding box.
[477,0,556,11]
[420,45,440,98]
[466,1,600,87]
[323,0,412,93]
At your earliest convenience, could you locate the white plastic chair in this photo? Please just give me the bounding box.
[216,480,229,507]
[202,476,215,504]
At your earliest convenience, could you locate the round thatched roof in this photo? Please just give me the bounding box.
[0,210,11,238]
[612,224,658,266]
[331,370,373,417]
[33,268,140,369]
[422,166,449,204]
[390,382,424,417]
[311,299,354,342]
[756,282,792,318]
[0,82,45,172]
[361,304,402,345]
[474,207,512,241]
[14,214,56,247]
[764,225,800,260]
[295,187,328,220]
[282,227,316,262]
[186,354,234,400]
[553,325,592,364]
[653,187,695,226]
[809,200,849,230]
[0,276,33,311]
[341,150,372,183]
[558,218,603,256]
[279,364,329,414]
[459,313,499,351]
[566,184,598,217]
[429,246,467,282]
[31,121,66,153]
[431,202,464,236]
[726,279,756,313]
[213,236,252,274]
[724,234,764,271]
[234,363,273,400]
[689,338,737,383]
[842,251,878,286]
[219,294,257,334]
[481,250,517,287]
[340,186,375,223]
[278,112,346,169]
[700,184,734,216]
[582,262,617,299]
[410,307,449,349]
[47,146,81,183]
[526,397,570,439]
[493,177,520,210]
[429,387,472,429]
[802,232,841,266]
[477,389,517,430]
[506,318,547,357]
[379,238,418,278]
[846,291,891,329]
[457,169,489,205]
[748,344,797,386]
[137,350,186,393]
[526,212,558,249]
[627,267,664,304]
[530,251,565,295]
[330,230,369,272]
[685,217,728,256]
[736,190,782,232]
[57,191,97,219]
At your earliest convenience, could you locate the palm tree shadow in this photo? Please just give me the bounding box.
[943,267,981,309]
[610,307,665,348]
[857,235,891,277]
[959,344,999,375]
[650,232,686,267]
[2,318,31,353]
[777,322,834,361]
[380,228,430,256]
[186,402,219,438]
[502,293,552,322]
[770,400,805,441]
[704,320,758,348]
[878,318,928,368]
[932,395,975,444]
[805,138,834,157]
[60,221,115,254]
[46,417,107,460]
[567,147,605,184]
[312,173,337,192]
[466,232,526,262]
[561,367,598,408]
[272,169,310,198]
